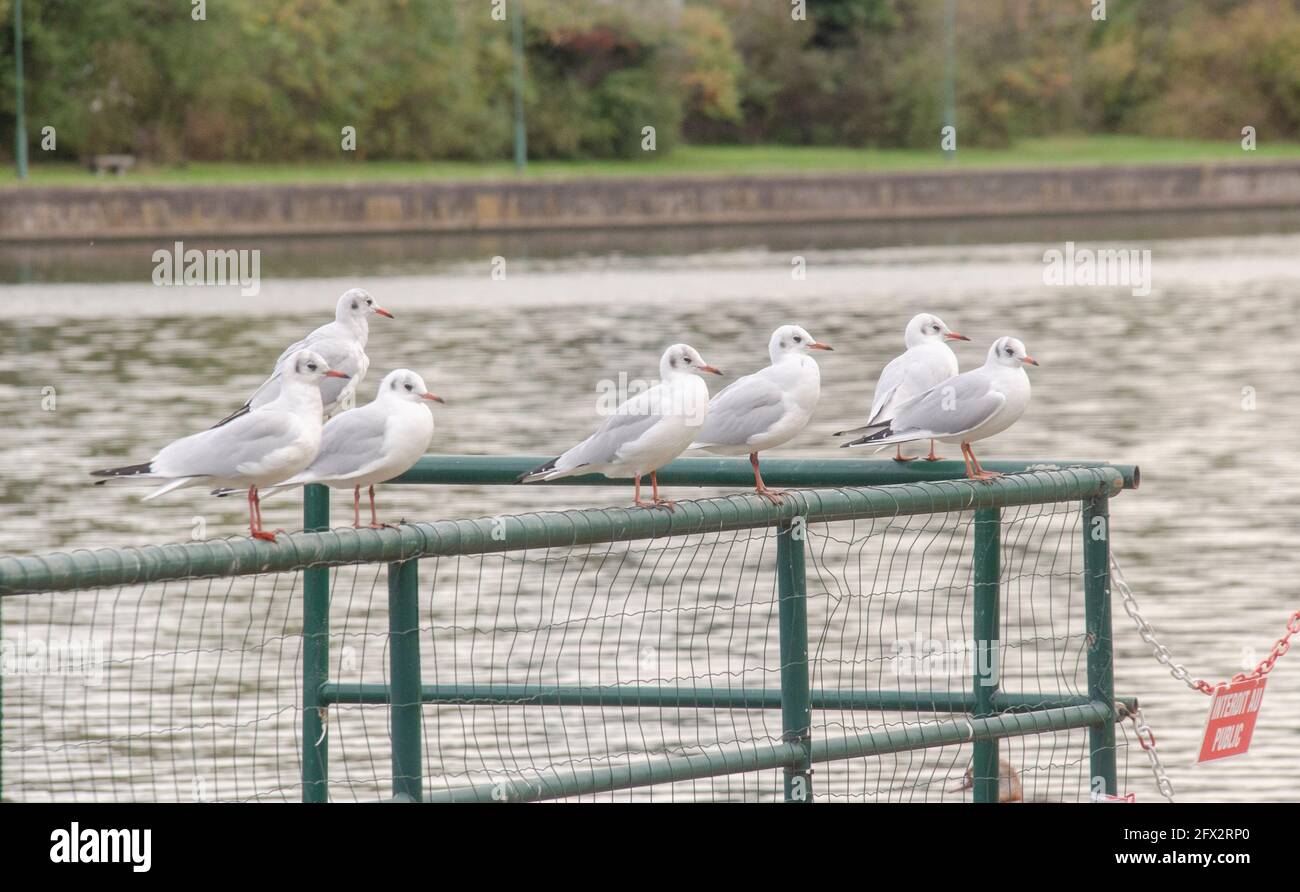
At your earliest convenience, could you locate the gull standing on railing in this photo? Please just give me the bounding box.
[840,336,1037,481]
[213,288,392,426]
[91,350,347,541]
[259,369,443,528]
[688,324,832,503]
[834,312,968,461]
[519,344,722,509]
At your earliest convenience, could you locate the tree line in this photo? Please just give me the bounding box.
[2,0,1297,164]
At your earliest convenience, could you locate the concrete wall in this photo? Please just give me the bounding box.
[4,161,1300,242]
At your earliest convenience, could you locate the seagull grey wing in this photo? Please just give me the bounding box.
[867,353,912,425]
[153,411,297,479]
[693,374,785,447]
[304,337,366,411]
[297,410,390,482]
[561,411,662,468]
[893,373,1006,438]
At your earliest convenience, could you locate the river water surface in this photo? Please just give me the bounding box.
[1,212,1297,801]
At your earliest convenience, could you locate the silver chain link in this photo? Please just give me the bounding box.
[1118,702,1176,802]
[1111,553,1208,693]
[1110,553,1179,802]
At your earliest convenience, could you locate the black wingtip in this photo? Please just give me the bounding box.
[90,462,153,479]
[517,457,559,483]
[210,403,252,429]
[841,426,894,449]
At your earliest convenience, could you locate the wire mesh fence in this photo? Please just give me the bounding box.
[2,465,1133,803]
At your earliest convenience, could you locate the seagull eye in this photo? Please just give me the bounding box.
[405,383,414,391]
[308,363,318,371]
[793,335,802,343]
[683,356,691,364]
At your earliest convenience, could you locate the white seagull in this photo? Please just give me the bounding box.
[519,344,722,509]
[688,324,832,502]
[834,312,969,461]
[265,369,444,528]
[92,350,348,540]
[214,288,392,426]
[840,336,1038,481]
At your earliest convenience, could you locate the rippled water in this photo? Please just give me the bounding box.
[2,214,1298,801]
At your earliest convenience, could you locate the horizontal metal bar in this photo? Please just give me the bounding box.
[322,682,1137,716]
[425,702,1110,802]
[395,454,1140,491]
[0,466,1124,596]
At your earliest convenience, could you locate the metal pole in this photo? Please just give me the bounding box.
[776,520,812,802]
[388,558,423,801]
[510,0,527,171]
[301,483,331,802]
[971,506,1000,802]
[1083,496,1117,797]
[943,0,956,161]
[13,0,28,179]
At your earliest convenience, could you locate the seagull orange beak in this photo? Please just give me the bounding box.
[374,307,394,319]
[421,392,445,404]
[948,777,974,793]
[945,331,971,341]
[699,365,724,376]
[1022,356,1039,367]
[810,341,834,351]
[325,370,350,379]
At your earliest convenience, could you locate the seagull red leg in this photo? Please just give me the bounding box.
[925,439,944,461]
[633,474,654,509]
[750,452,785,503]
[968,445,1002,481]
[650,471,675,511]
[249,485,277,542]
[893,444,916,463]
[368,485,394,529]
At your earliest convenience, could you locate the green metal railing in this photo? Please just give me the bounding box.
[0,455,1138,803]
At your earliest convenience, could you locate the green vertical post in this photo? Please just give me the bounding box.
[510,0,527,170]
[776,520,812,802]
[388,558,423,801]
[301,483,331,802]
[13,0,28,179]
[1083,496,1117,797]
[971,507,1000,802]
[942,0,956,160]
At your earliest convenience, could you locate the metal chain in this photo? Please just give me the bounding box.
[1110,553,1216,694]
[1118,702,1175,802]
[1112,553,1300,694]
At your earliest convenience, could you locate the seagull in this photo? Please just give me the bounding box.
[840,336,1038,481]
[214,288,391,426]
[91,350,347,541]
[688,324,832,503]
[262,369,444,528]
[834,312,968,461]
[519,344,722,509]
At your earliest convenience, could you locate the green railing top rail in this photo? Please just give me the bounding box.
[393,454,1141,491]
[0,459,1133,596]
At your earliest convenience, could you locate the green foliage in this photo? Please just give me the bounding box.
[3,0,1300,164]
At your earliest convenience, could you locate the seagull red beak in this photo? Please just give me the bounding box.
[948,777,974,793]
[945,331,971,341]
[1022,356,1039,367]
[374,307,394,319]
[325,370,350,379]
[809,341,834,351]
[421,392,445,404]
[698,364,724,376]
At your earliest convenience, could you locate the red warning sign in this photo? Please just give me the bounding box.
[1197,677,1267,764]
